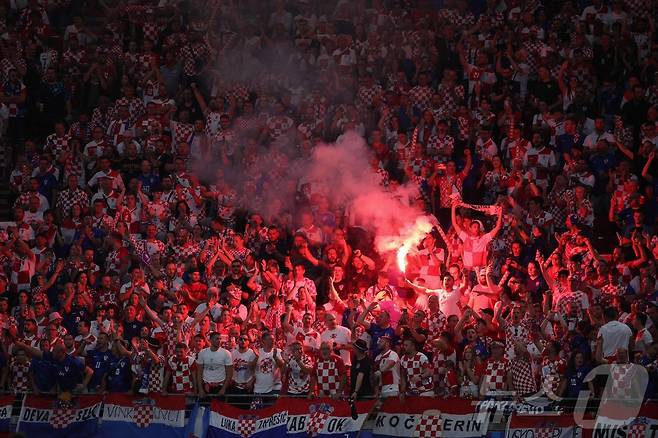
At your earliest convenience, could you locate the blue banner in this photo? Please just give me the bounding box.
[0,395,13,436]
[283,398,375,437]
[17,394,102,438]
[208,400,288,438]
[100,394,187,438]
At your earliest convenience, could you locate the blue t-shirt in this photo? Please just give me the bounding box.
[107,356,132,393]
[138,173,160,194]
[44,352,86,391]
[123,320,145,343]
[367,325,396,357]
[63,307,90,336]
[30,358,57,392]
[87,348,116,390]
[459,338,490,360]
[564,365,593,399]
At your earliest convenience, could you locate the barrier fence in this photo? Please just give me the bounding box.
[1,392,657,437]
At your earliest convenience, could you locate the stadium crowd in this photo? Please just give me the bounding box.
[0,0,657,407]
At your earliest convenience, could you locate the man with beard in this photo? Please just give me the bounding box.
[220,260,251,305]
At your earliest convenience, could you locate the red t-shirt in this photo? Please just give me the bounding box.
[182,282,208,308]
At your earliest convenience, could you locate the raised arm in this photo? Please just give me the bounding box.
[642,151,655,182]
[451,201,465,235]
[189,299,214,328]
[13,341,44,359]
[356,302,376,330]
[137,294,165,327]
[536,251,555,291]
[190,83,209,115]
[490,207,504,237]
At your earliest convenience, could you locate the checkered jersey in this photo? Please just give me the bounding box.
[69,121,92,143]
[91,107,113,131]
[541,356,566,397]
[426,135,454,163]
[115,97,145,123]
[599,282,625,306]
[437,83,464,117]
[10,359,31,393]
[169,242,201,264]
[180,42,209,76]
[523,147,556,185]
[425,311,447,351]
[171,120,194,146]
[286,353,313,395]
[132,351,165,394]
[408,85,433,110]
[625,0,650,18]
[167,355,196,393]
[226,84,250,101]
[555,291,589,320]
[436,173,465,208]
[56,188,89,216]
[44,133,72,160]
[162,322,195,357]
[609,363,637,400]
[400,351,433,394]
[482,358,509,392]
[357,84,383,108]
[315,354,345,396]
[143,22,162,43]
[510,358,536,395]
[522,40,546,74]
[504,324,530,360]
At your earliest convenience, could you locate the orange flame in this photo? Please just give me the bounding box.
[391,216,436,275]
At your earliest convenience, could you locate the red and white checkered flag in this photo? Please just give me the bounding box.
[51,406,76,429]
[415,413,442,438]
[237,417,257,438]
[307,403,334,437]
[534,427,554,438]
[133,400,154,428]
[627,421,647,438]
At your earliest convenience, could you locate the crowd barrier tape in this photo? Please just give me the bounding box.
[2,394,657,437]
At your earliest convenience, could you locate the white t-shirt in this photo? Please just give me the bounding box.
[254,348,282,394]
[438,287,462,318]
[468,284,496,313]
[375,349,400,396]
[119,281,150,297]
[285,326,320,352]
[320,325,352,366]
[194,302,224,321]
[598,320,632,358]
[196,347,233,384]
[230,348,257,388]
